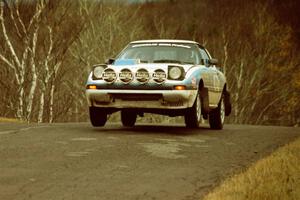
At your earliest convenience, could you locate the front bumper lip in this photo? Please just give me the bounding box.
[86,89,197,109]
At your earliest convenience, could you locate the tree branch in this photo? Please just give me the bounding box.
[5,0,22,38]
[14,0,28,37]
[0,2,21,68]
[0,53,14,70]
[255,95,284,124]
[27,1,45,32]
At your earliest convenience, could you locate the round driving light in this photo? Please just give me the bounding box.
[119,68,133,84]
[102,68,117,83]
[153,69,166,84]
[93,66,105,79]
[169,67,182,80]
[136,68,150,83]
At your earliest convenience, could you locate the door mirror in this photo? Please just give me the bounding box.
[208,58,218,65]
[105,58,115,65]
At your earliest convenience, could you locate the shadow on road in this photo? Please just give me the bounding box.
[90,123,215,136]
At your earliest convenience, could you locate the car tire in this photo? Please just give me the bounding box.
[89,107,107,127]
[209,94,225,130]
[184,92,202,128]
[121,110,137,127]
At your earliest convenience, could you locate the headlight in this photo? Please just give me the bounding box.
[168,66,185,80]
[93,65,106,79]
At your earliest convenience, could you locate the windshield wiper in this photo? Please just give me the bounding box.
[153,59,195,65]
[139,60,149,63]
[153,59,182,64]
[181,61,195,65]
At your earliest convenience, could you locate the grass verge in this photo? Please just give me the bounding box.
[203,137,300,200]
[0,117,23,123]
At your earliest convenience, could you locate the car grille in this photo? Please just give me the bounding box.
[110,93,162,101]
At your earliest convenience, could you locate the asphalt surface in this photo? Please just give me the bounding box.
[0,122,299,200]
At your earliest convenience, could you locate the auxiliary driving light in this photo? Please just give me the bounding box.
[153,69,166,83]
[102,68,117,83]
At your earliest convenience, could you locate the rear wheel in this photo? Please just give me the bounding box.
[121,110,137,127]
[89,107,107,127]
[209,94,225,130]
[184,92,202,128]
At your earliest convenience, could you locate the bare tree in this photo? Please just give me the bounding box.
[0,0,45,121]
[0,0,85,122]
[220,1,298,124]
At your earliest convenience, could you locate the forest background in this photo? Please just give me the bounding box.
[0,0,299,126]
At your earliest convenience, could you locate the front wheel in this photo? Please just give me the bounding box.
[209,94,225,130]
[184,92,202,128]
[121,110,137,127]
[89,107,107,127]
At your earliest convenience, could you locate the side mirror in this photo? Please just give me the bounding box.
[208,58,218,65]
[105,58,115,65]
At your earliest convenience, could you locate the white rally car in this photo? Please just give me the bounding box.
[86,40,231,129]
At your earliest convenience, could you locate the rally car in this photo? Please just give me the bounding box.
[86,39,231,129]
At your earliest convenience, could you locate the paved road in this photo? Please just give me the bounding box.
[0,123,299,200]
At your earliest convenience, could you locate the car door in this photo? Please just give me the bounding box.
[199,47,223,108]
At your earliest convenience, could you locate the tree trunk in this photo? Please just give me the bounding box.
[26,28,39,122]
[49,84,55,123]
[16,87,24,119]
[37,90,45,123]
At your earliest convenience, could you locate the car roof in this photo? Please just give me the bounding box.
[130,39,201,46]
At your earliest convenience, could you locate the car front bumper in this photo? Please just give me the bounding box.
[86,89,197,109]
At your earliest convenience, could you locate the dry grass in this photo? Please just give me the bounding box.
[0,117,23,123]
[203,137,300,200]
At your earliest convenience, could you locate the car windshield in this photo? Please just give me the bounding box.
[116,43,201,65]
